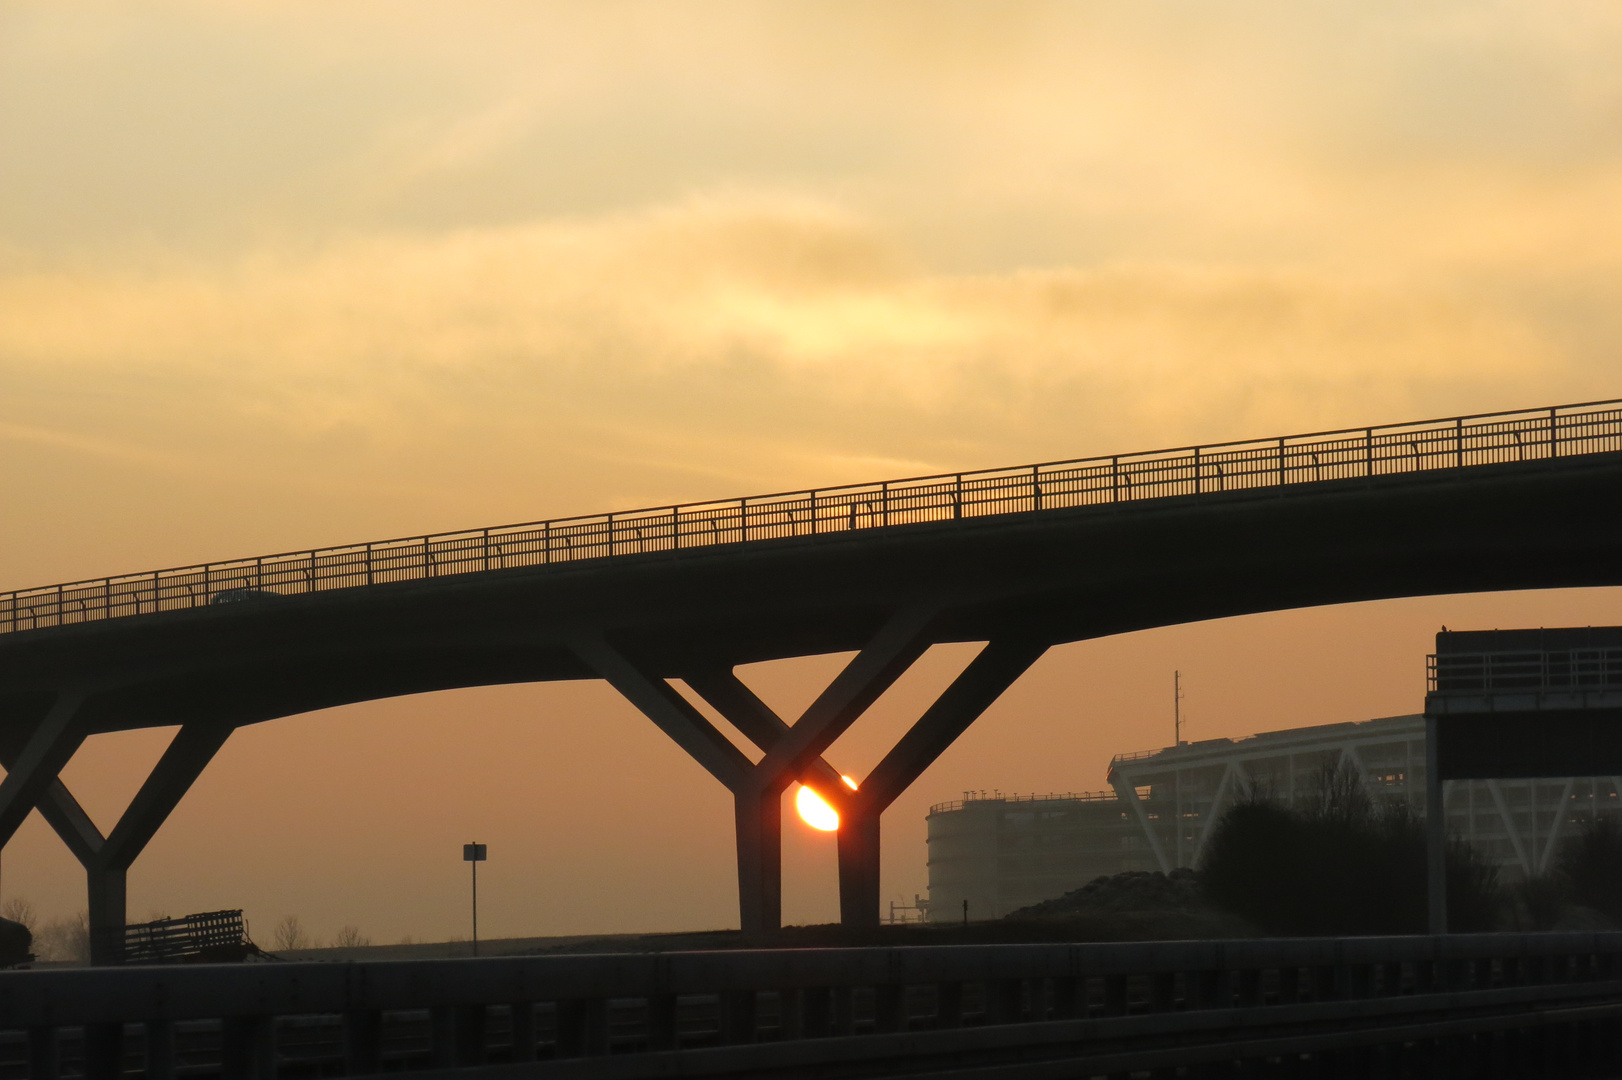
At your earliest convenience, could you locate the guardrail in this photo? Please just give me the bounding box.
[1430,649,1622,694]
[6,398,1622,638]
[928,791,1118,814]
[3,934,1622,1079]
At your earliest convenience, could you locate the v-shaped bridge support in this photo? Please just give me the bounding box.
[0,695,234,965]
[573,612,1046,934]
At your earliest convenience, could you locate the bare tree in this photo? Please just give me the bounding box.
[331,925,370,949]
[0,897,37,933]
[273,914,308,952]
[33,912,90,962]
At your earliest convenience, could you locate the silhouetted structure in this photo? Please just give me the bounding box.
[4,399,1622,960]
[930,715,1622,920]
[1426,625,1622,931]
[121,909,262,965]
[926,792,1140,920]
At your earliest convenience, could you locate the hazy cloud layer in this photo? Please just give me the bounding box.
[0,195,1594,525]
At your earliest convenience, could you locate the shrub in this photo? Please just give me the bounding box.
[32,912,90,962]
[331,925,371,949]
[273,914,309,952]
[1556,816,1622,923]
[1201,763,1498,935]
[0,897,37,934]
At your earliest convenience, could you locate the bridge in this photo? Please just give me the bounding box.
[3,400,1622,961]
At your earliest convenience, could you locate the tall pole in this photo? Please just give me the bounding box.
[1174,671,1183,745]
[463,842,486,957]
[1173,671,1185,867]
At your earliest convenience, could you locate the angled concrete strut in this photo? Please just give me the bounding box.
[834,638,1048,926]
[570,635,752,790]
[0,689,91,850]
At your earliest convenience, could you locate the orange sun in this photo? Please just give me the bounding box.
[795,776,858,831]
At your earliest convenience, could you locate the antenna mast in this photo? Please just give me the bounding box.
[1174,670,1184,745]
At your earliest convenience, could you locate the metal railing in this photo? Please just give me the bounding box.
[6,398,1621,638]
[119,910,254,967]
[4,934,1622,1078]
[1109,748,1164,767]
[1429,649,1622,694]
[929,791,1118,814]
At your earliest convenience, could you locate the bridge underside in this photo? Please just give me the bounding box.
[3,452,1622,959]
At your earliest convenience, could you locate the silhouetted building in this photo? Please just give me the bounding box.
[927,713,1622,920]
[925,791,1149,920]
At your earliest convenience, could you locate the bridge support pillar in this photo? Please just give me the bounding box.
[834,638,1048,928]
[87,867,127,966]
[1,715,234,965]
[734,788,782,939]
[836,814,881,928]
[576,616,1046,933]
[577,609,935,936]
[577,609,1044,927]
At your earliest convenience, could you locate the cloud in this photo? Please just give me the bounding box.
[0,192,1576,497]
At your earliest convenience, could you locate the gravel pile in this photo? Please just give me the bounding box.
[1007,868,1206,920]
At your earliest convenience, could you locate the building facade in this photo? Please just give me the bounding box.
[925,791,1150,921]
[926,713,1622,921]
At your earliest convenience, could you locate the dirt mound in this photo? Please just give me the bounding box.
[1007,869,1208,919]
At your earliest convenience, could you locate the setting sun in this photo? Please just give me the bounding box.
[794,776,858,832]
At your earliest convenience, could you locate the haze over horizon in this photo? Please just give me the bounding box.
[3,2,1622,947]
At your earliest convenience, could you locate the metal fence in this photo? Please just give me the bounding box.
[7,399,1622,637]
[120,911,251,967]
[929,791,1118,815]
[1430,649,1622,695]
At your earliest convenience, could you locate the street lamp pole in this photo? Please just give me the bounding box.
[463,842,487,957]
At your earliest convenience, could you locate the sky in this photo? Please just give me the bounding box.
[3,1,1622,945]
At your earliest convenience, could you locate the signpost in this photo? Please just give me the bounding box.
[463,842,486,956]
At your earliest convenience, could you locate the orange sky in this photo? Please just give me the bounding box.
[3,2,1622,944]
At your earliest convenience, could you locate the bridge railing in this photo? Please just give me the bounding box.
[929,791,1118,814]
[6,399,1622,636]
[1430,648,1622,694]
[3,933,1621,1078]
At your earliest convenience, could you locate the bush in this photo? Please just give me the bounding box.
[0,897,37,934]
[1556,816,1622,923]
[1201,764,1499,935]
[273,914,309,952]
[32,912,90,962]
[331,925,371,949]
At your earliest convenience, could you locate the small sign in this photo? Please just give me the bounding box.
[463,843,487,862]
